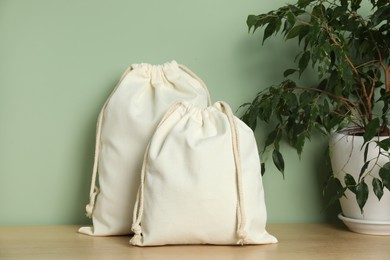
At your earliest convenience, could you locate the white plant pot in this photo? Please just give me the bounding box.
[329,129,390,235]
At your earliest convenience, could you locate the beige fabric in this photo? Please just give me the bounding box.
[79,61,211,236]
[130,101,277,246]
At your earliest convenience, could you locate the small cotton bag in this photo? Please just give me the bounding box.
[130,101,277,246]
[79,61,211,236]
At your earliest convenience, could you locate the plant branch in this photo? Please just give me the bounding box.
[323,22,372,122]
[294,84,364,124]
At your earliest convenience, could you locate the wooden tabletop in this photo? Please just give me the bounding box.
[1,224,389,259]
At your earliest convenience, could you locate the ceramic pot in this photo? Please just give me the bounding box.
[329,128,390,221]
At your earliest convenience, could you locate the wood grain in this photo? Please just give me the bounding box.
[1,224,389,259]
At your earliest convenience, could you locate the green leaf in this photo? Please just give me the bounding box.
[298,51,311,76]
[299,91,312,106]
[286,12,295,30]
[322,98,330,113]
[259,99,273,123]
[264,130,278,149]
[376,138,390,150]
[247,107,258,130]
[363,118,380,144]
[370,5,389,27]
[356,180,369,213]
[372,178,384,200]
[351,0,362,11]
[358,40,370,56]
[241,107,258,131]
[261,162,265,176]
[283,69,298,77]
[298,25,310,45]
[329,51,336,68]
[263,20,277,44]
[363,143,369,162]
[379,162,390,191]
[294,133,306,157]
[333,5,347,18]
[358,161,370,182]
[247,15,258,32]
[323,177,347,211]
[285,25,305,40]
[344,174,356,193]
[311,4,325,21]
[272,149,285,178]
[285,92,298,107]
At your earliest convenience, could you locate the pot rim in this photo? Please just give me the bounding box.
[335,127,389,138]
[336,127,364,136]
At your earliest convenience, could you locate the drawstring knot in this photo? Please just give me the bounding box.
[85,187,99,218]
[131,224,142,235]
[130,224,143,246]
[237,230,248,245]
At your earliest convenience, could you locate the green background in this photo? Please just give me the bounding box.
[0,0,339,225]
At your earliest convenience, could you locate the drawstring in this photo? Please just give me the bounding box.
[129,142,149,246]
[178,64,212,106]
[85,67,133,218]
[130,101,184,246]
[219,102,248,245]
[130,101,247,245]
[85,107,103,217]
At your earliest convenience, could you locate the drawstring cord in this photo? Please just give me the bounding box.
[130,101,184,246]
[130,101,248,246]
[129,142,148,245]
[85,106,102,217]
[219,101,248,245]
[84,67,133,218]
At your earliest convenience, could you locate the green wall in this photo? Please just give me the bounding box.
[0,0,339,225]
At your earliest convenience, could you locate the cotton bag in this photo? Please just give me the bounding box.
[79,61,211,236]
[130,101,277,246]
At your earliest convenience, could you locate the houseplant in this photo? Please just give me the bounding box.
[241,0,390,230]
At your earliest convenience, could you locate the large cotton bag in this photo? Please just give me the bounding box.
[130,101,277,246]
[79,61,211,236]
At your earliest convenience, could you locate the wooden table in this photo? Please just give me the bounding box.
[1,224,389,259]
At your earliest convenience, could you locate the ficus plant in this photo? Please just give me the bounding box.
[240,0,390,212]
